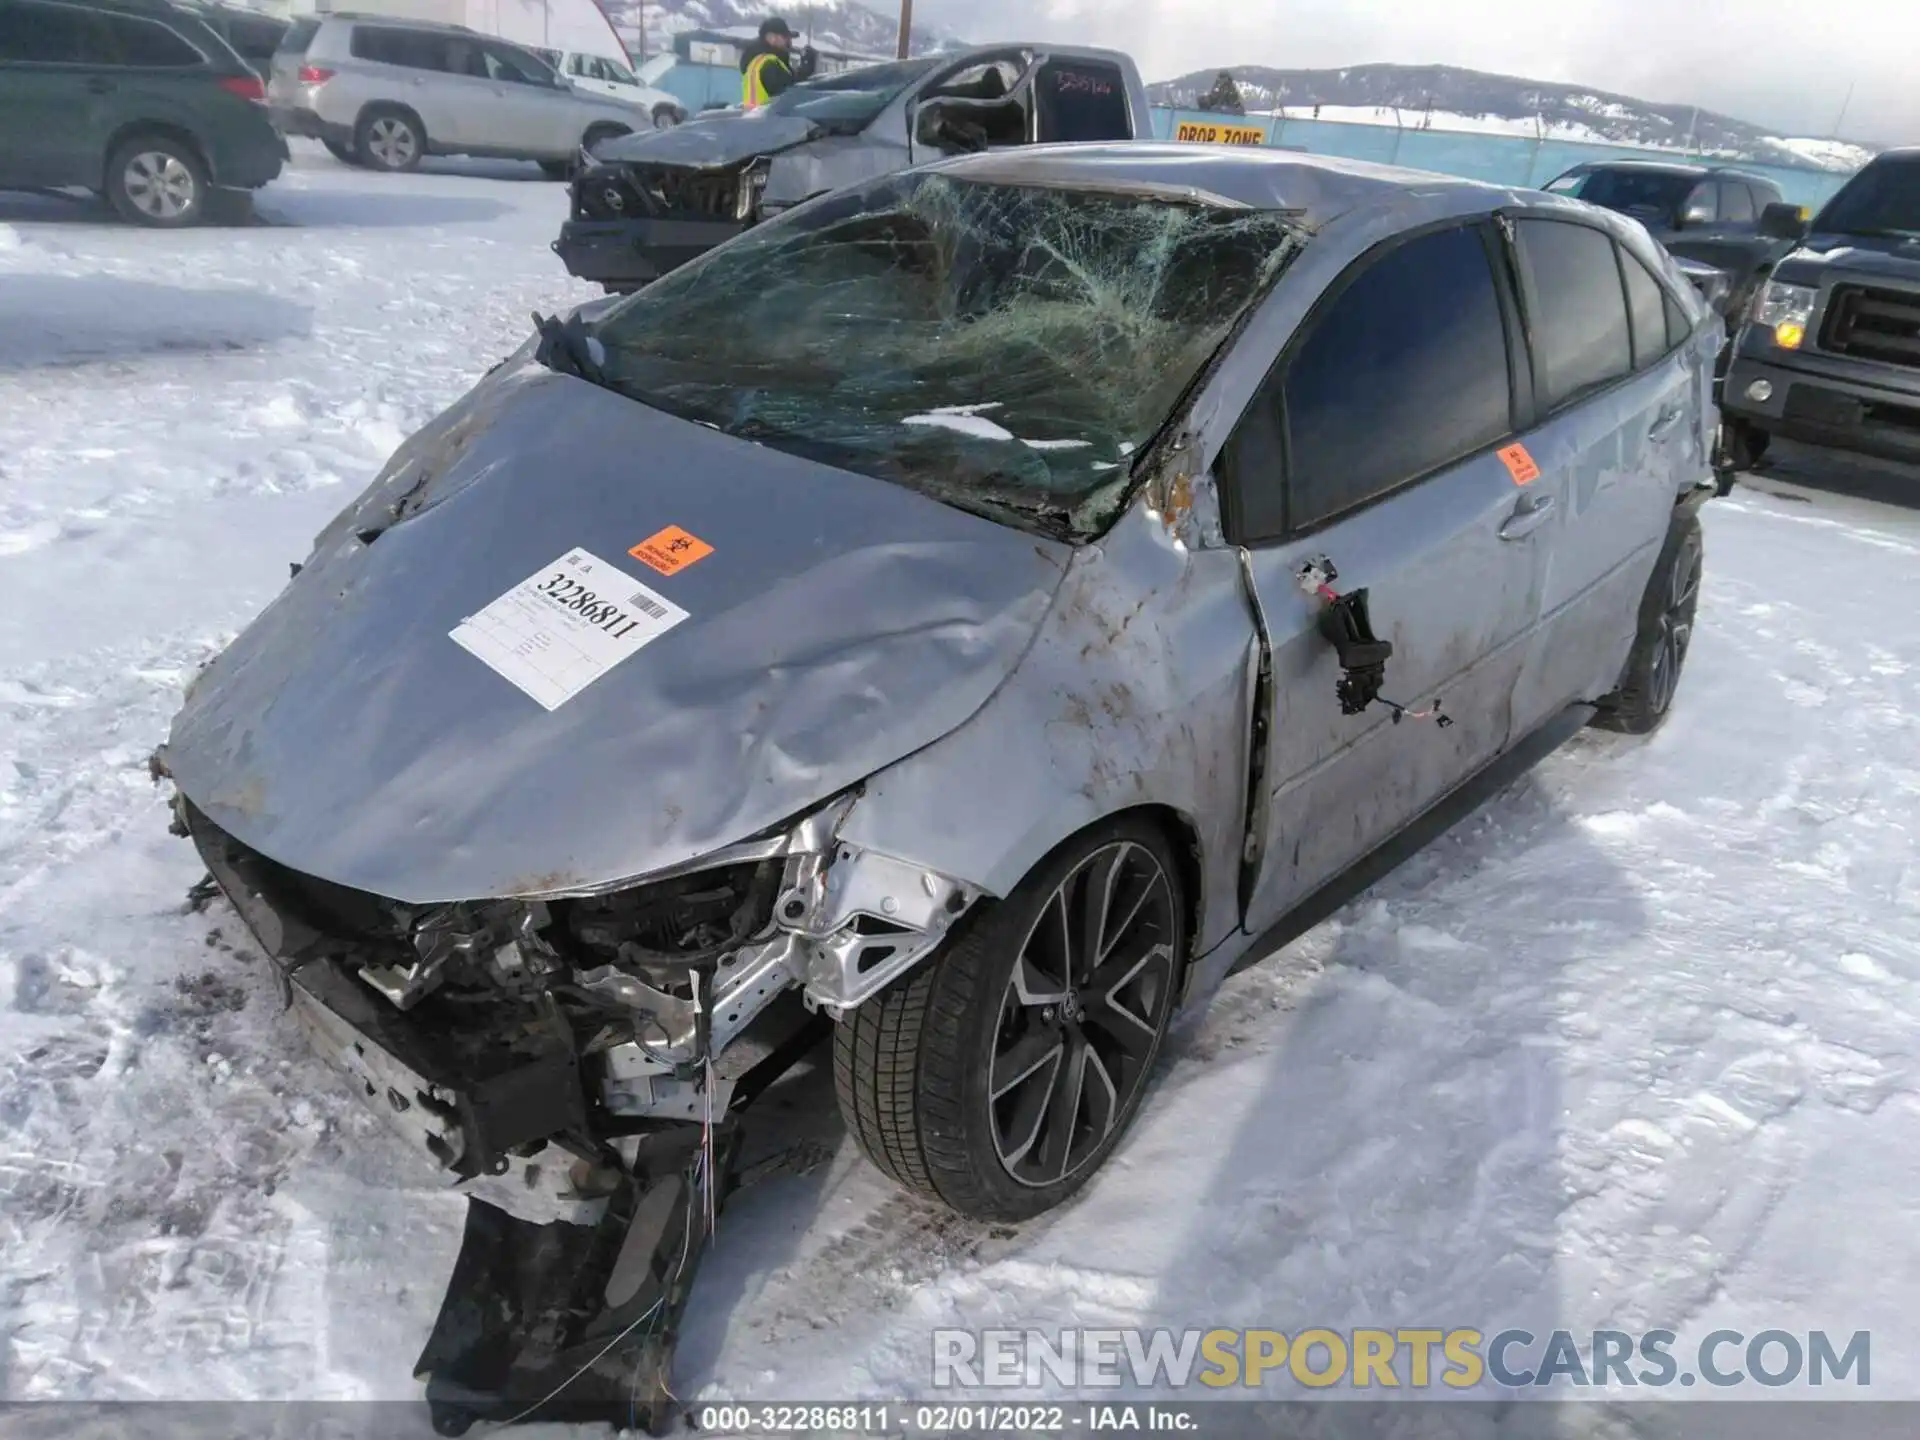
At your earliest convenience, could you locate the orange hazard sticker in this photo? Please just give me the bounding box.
[1497,443,1541,485]
[629,525,713,576]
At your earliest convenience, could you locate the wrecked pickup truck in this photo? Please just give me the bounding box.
[553,42,1153,292]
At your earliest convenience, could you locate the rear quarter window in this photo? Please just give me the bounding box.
[1513,218,1633,410]
[1034,60,1130,142]
[349,26,450,71]
[101,13,203,67]
[277,16,318,54]
[1619,247,1672,369]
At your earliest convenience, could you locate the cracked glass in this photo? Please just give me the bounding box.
[586,170,1306,538]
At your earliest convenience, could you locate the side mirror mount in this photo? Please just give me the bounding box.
[1760,200,1811,242]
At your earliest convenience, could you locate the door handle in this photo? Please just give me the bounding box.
[1499,493,1555,541]
[1649,407,1685,442]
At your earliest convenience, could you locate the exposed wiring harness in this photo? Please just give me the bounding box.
[1296,557,1453,727]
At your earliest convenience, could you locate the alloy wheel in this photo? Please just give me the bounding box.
[367,117,418,168]
[1648,532,1702,716]
[122,152,197,220]
[988,841,1177,1187]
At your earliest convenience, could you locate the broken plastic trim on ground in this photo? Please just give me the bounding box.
[165,790,841,1434]
[581,171,1307,539]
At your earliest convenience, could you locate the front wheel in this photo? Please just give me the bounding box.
[1727,417,1771,470]
[835,817,1186,1222]
[1592,512,1703,735]
[651,103,681,129]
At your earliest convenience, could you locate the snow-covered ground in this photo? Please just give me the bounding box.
[4,146,1920,1419]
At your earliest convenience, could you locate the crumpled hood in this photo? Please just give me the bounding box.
[592,109,818,168]
[166,362,1069,903]
[1775,233,1920,286]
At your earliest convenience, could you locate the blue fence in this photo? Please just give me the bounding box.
[1149,107,1856,210]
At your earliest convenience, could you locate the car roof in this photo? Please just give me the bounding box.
[320,11,478,32]
[926,142,1518,229]
[1564,158,1776,185]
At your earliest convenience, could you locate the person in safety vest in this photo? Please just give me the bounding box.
[740,16,817,108]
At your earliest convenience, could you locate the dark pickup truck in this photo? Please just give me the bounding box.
[554,43,1152,293]
[1545,160,1800,321]
[1721,148,1920,468]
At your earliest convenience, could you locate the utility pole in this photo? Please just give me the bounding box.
[1833,80,1855,137]
[896,0,911,58]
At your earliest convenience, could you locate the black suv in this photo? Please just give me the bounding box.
[1721,148,1920,468]
[0,0,286,226]
[1546,160,1800,318]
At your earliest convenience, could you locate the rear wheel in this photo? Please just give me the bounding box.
[1592,513,1703,735]
[355,107,423,172]
[835,817,1186,1222]
[105,135,207,227]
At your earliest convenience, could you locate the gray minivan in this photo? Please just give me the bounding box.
[267,13,654,174]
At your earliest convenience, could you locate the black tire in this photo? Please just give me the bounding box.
[104,134,208,228]
[1592,512,1703,735]
[1727,417,1771,469]
[651,103,681,129]
[354,106,424,172]
[835,816,1186,1222]
[322,137,360,166]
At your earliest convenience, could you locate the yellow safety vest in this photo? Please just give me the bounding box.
[743,51,789,108]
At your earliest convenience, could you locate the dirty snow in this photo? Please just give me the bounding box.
[3,144,1920,1416]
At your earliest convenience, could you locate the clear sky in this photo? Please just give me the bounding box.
[913,0,1915,145]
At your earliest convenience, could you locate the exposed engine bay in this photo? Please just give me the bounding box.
[163,775,973,1430]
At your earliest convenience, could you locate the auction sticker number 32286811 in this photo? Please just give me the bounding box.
[449,546,688,711]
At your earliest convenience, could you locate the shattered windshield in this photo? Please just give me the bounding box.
[1815,156,1920,237]
[587,170,1304,538]
[763,58,938,129]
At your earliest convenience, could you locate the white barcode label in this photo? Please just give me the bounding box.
[450,546,687,711]
[628,589,669,620]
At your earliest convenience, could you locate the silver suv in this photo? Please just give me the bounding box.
[268,14,653,174]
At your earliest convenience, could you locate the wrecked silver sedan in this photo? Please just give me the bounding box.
[161,144,1719,1427]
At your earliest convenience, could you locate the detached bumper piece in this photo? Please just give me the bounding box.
[172,798,826,1434]
[418,1123,740,1436]
[555,160,756,291]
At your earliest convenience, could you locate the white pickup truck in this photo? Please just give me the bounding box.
[554,43,1153,292]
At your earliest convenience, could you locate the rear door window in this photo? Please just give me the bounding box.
[1228,223,1513,537]
[0,0,112,63]
[1513,218,1633,410]
[1619,247,1671,369]
[481,44,550,83]
[1717,181,1755,225]
[1034,58,1130,142]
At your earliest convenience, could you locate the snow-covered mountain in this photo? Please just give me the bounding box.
[605,0,960,62]
[1153,63,1876,172]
